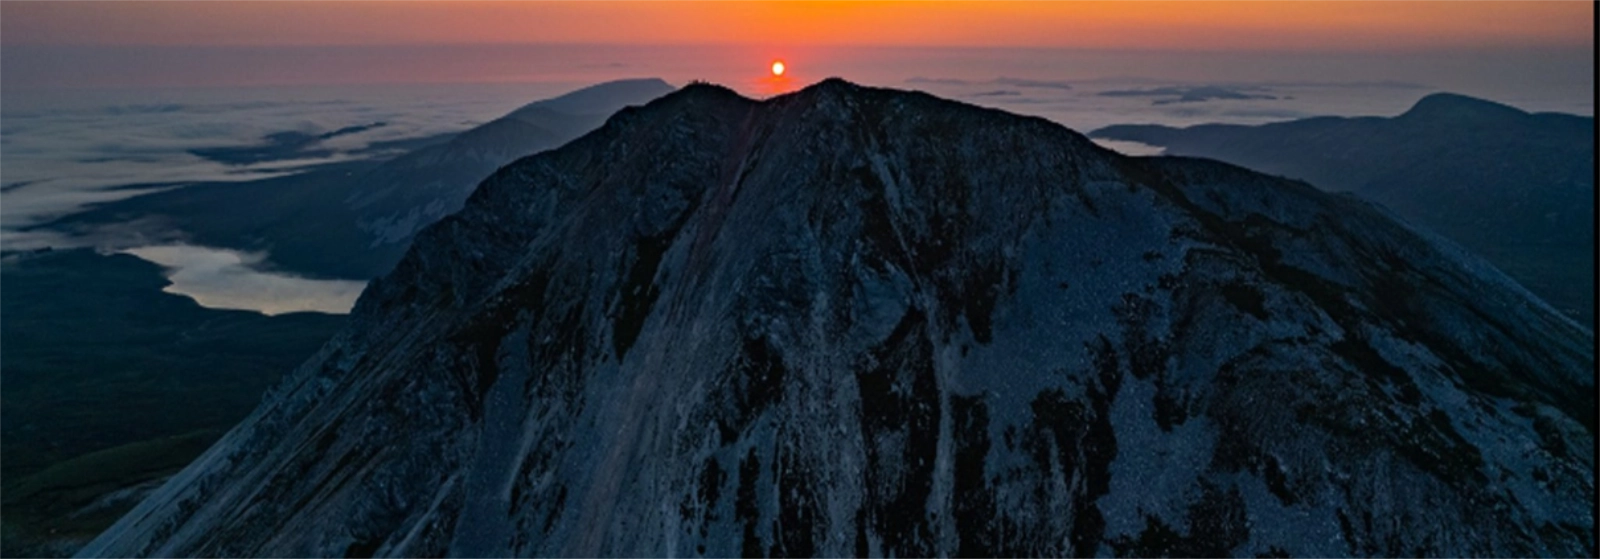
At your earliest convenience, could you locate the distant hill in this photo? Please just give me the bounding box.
[42,79,677,280]
[346,78,678,256]
[1091,93,1595,326]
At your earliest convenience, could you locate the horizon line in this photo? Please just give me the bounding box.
[4,40,1595,56]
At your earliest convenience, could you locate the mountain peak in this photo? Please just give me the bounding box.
[801,76,861,94]
[1400,92,1529,122]
[666,80,745,104]
[81,79,1595,559]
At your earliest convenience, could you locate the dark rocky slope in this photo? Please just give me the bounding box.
[82,80,1595,557]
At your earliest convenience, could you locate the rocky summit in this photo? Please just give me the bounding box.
[81,79,1594,557]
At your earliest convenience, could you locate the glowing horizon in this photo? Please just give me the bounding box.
[2,1,1591,52]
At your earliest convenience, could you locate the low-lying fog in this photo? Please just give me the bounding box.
[123,244,366,315]
[3,44,1591,315]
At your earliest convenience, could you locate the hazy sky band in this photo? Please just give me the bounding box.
[2,1,1591,51]
[3,43,1592,104]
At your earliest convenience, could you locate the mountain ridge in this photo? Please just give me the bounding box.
[81,79,1595,558]
[1090,91,1596,327]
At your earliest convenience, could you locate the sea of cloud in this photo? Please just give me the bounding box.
[0,75,1466,237]
[122,244,367,316]
[2,82,586,314]
[0,82,587,234]
[1,70,1588,314]
[904,76,1439,132]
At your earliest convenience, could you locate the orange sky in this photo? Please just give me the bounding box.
[2,1,1592,51]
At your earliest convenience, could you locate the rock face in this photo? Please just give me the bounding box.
[1090,93,1597,327]
[80,80,1595,557]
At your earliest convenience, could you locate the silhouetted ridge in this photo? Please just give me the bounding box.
[508,78,676,118]
[1399,92,1530,123]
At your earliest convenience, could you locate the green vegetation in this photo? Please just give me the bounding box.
[2,430,220,556]
[1,249,346,556]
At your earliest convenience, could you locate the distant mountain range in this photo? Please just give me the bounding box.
[1091,93,1595,326]
[84,80,1593,557]
[42,78,677,280]
[346,78,678,258]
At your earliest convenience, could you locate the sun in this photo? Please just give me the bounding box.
[771,60,786,76]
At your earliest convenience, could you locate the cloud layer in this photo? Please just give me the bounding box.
[3,73,1588,315]
[123,244,367,315]
[1,81,584,238]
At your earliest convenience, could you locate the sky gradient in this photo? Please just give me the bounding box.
[3,1,1592,51]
